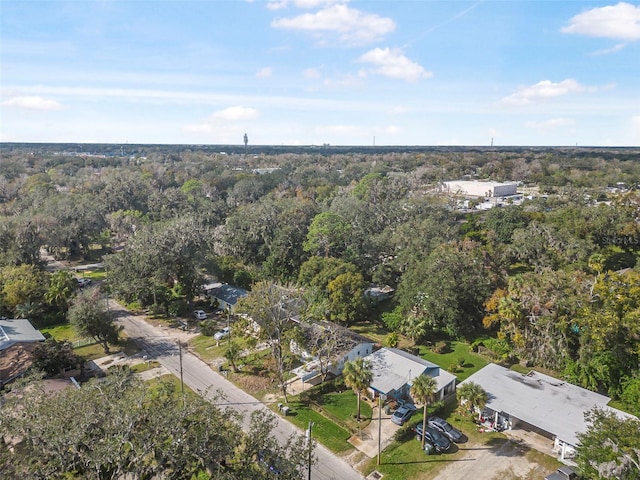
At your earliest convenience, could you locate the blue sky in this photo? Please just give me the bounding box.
[1,0,639,146]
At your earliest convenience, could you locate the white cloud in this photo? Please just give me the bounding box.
[211,106,259,121]
[562,2,640,41]
[387,106,410,115]
[590,42,627,55]
[358,48,432,82]
[501,79,595,105]
[271,4,395,45]
[302,67,322,78]
[185,106,259,134]
[256,67,273,78]
[524,118,575,130]
[1,95,62,110]
[267,0,345,10]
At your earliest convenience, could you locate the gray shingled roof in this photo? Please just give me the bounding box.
[0,318,46,351]
[204,283,248,306]
[459,363,636,446]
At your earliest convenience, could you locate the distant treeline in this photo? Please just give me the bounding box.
[2,142,639,160]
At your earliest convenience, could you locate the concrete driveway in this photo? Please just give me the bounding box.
[348,403,401,458]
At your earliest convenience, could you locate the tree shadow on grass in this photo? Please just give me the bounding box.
[388,457,477,465]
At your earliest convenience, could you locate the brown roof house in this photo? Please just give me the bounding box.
[0,318,46,388]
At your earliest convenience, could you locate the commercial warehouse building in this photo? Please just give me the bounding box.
[442,180,518,198]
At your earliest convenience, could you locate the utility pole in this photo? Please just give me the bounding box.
[377,394,382,465]
[307,421,314,480]
[177,340,184,394]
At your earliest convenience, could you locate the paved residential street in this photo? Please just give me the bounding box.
[113,304,365,480]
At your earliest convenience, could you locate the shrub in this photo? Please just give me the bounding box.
[385,332,399,348]
[199,320,218,337]
[426,400,445,416]
[470,337,489,352]
[482,338,512,358]
[395,420,419,442]
[432,341,449,354]
[457,357,466,367]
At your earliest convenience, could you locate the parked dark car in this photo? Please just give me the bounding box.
[390,403,416,426]
[544,466,579,480]
[414,424,451,453]
[428,416,464,443]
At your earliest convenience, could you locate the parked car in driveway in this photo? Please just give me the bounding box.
[414,424,451,453]
[391,403,417,425]
[77,278,92,288]
[193,310,207,320]
[428,416,464,442]
[213,326,230,341]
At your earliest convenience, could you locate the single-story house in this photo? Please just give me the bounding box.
[365,347,457,404]
[290,321,375,384]
[458,363,637,462]
[203,283,248,312]
[0,318,46,387]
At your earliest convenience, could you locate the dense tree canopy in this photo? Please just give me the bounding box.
[576,408,640,480]
[0,373,311,480]
[0,145,639,416]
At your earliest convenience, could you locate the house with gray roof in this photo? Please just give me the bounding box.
[0,318,46,387]
[365,347,457,403]
[0,318,46,351]
[203,283,248,312]
[459,363,637,462]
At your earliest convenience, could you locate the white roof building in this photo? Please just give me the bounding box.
[459,363,637,460]
[442,180,518,198]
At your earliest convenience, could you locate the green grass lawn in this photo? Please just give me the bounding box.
[314,390,373,431]
[78,268,107,281]
[146,373,197,397]
[41,323,80,342]
[270,401,354,453]
[190,333,254,362]
[350,322,413,349]
[131,360,162,373]
[41,323,139,361]
[417,341,488,382]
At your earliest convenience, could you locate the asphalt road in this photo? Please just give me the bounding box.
[113,305,365,480]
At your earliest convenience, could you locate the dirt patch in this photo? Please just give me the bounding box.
[228,370,275,396]
[433,438,544,480]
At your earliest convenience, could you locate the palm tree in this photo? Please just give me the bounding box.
[457,381,488,420]
[224,340,241,372]
[343,357,373,422]
[411,374,437,448]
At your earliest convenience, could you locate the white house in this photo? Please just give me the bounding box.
[365,347,457,403]
[290,322,375,384]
